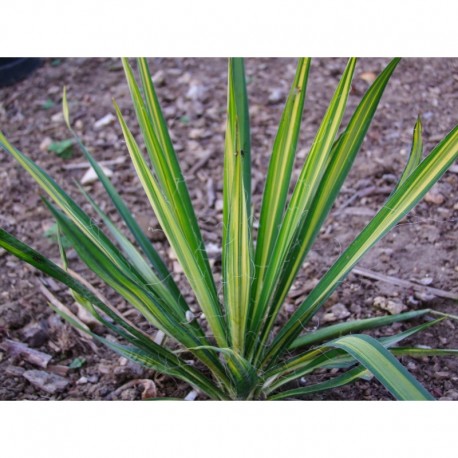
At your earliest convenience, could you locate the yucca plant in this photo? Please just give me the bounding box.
[1,58,457,400]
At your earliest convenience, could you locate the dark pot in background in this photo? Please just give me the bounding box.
[0,58,41,88]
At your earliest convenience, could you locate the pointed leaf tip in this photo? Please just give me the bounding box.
[62,86,70,129]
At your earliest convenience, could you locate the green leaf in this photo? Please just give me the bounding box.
[395,116,423,190]
[329,334,434,400]
[230,58,251,217]
[51,301,227,400]
[41,98,54,110]
[69,357,86,369]
[76,182,191,320]
[262,122,458,368]
[126,58,217,301]
[0,227,161,349]
[263,59,401,336]
[190,346,258,399]
[290,309,429,350]
[264,315,444,394]
[44,200,230,386]
[113,99,228,349]
[251,58,357,362]
[62,86,71,129]
[249,58,311,349]
[63,86,174,288]
[48,138,74,159]
[222,59,252,354]
[268,365,370,400]
[121,59,226,344]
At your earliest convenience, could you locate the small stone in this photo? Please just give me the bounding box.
[441,390,458,400]
[323,303,351,322]
[51,112,64,123]
[80,165,113,185]
[189,128,209,139]
[23,370,70,394]
[186,83,208,102]
[40,137,53,152]
[206,242,221,258]
[98,363,111,375]
[140,380,158,399]
[434,371,450,379]
[76,376,88,385]
[94,113,115,130]
[20,321,48,347]
[424,190,445,205]
[152,70,166,87]
[359,71,377,84]
[114,359,144,383]
[87,375,99,383]
[419,277,433,286]
[414,290,436,302]
[449,164,458,174]
[373,296,407,315]
[185,310,195,323]
[184,390,198,401]
[268,88,285,104]
[215,199,224,211]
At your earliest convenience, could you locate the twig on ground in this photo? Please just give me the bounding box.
[62,156,126,170]
[2,339,52,368]
[352,266,458,301]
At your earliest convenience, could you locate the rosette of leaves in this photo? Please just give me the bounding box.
[1,58,457,400]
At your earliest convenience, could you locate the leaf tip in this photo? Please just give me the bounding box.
[62,86,71,129]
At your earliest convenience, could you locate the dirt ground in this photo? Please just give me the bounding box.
[0,58,457,400]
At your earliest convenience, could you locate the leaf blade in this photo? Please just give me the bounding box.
[262,123,458,367]
[329,334,434,400]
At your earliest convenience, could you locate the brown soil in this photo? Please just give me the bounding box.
[0,58,457,400]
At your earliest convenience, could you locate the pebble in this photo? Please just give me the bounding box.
[414,290,436,302]
[173,261,183,274]
[20,321,48,347]
[186,83,208,102]
[152,70,166,86]
[424,190,445,205]
[94,113,116,129]
[268,88,285,104]
[359,71,377,84]
[205,242,221,258]
[189,128,210,140]
[185,310,195,323]
[51,112,64,123]
[87,375,99,383]
[440,390,458,400]
[80,165,113,185]
[22,370,70,394]
[373,296,407,315]
[434,371,450,379]
[322,303,351,322]
[114,359,144,382]
[184,390,198,401]
[40,137,53,152]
